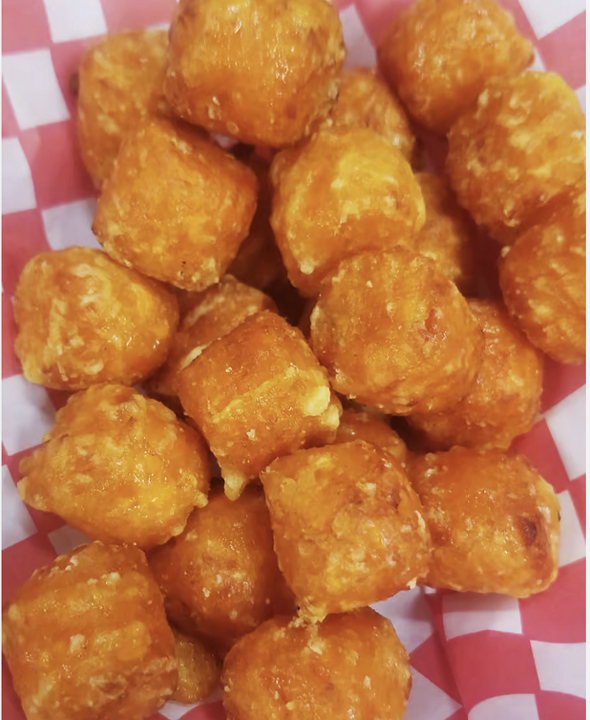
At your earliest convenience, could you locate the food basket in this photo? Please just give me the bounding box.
[1,0,586,718]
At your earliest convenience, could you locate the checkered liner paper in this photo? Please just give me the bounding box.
[1,0,586,718]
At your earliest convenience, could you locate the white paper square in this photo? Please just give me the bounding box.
[373,587,435,652]
[557,490,586,567]
[544,385,586,480]
[575,85,586,114]
[3,50,70,131]
[42,198,100,251]
[519,0,586,39]
[405,668,461,720]
[2,375,55,455]
[469,694,539,720]
[2,138,37,215]
[443,593,522,641]
[43,0,108,43]
[340,5,376,72]
[48,526,91,557]
[2,465,37,549]
[531,641,586,699]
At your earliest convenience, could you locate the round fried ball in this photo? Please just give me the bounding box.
[149,485,295,652]
[148,275,277,398]
[310,248,484,415]
[177,311,342,500]
[408,300,543,450]
[447,72,586,243]
[415,172,477,296]
[261,441,431,620]
[333,408,408,467]
[93,116,258,291]
[378,0,533,134]
[171,628,221,704]
[498,183,586,364]
[270,127,425,297]
[77,31,169,187]
[2,542,177,720]
[164,0,345,147]
[222,608,412,720]
[326,68,415,162]
[18,384,211,549]
[13,247,178,391]
[410,447,560,596]
[228,149,287,291]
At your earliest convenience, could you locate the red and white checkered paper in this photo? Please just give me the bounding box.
[1,0,586,718]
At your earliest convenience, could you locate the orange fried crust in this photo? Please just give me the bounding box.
[171,628,221,704]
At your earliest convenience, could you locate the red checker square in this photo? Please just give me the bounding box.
[181,701,226,720]
[512,420,570,495]
[519,560,586,644]
[569,475,585,534]
[2,297,21,380]
[20,122,97,210]
[411,631,463,705]
[537,14,586,91]
[2,0,51,54]
[2,533,58,603]
[45,387,74,412]
[2,658,25,720]
[446,632,540,712]
[541,357,586,414]
[2,83,19,138]
[100,0,178,32]
[50,39,95,117]
[473,227,502,299]
[447,710,468,720]
[536,690,586,720]
[354,0,414,47]
[2,210,50,298]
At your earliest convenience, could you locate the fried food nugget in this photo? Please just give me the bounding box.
[499,183,586,364]
[261,441,431,620]
[326,68,415,162]
[77,31,169,187]
[447,72,586,243]
[2,542,177,720]
[222,608,412,720]
[177,311,342,500]
[408,300,543,450]
[378,0,533,134]
[93,116,258,292]
[310,249,484,415]
[18,384,210,549]
[270,127,425,297]
[410,447,560,596]
[149,485,295,652]
[147,275,277,398]
[13,247,178,391]
[333,408,408,467]
[415,172,477,296]
[228,148,287,291]
[171,628,221,704]
[165,0,345,147]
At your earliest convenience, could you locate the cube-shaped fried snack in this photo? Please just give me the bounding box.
[261,441,431,620]
[222,608,412,720]
[415,172,477,296]
[326,68,415,162]
[270,127,425,297]
[18,384,210,549]
[77,31,169,187]
[177,311,342,500]
[171,628,221,704]
[13,247,178,391]
[149,485,295,653]
[499,182,586,364]
[310,248,484,415]
[93,116,258,291]
[447,72,586,243]
[2,542,177,720]
[333,408,408,467]
[164,0,345,147]
[408,299,543,450]
[409,447,560,596]
[147,275,277,398]
[378,0,533,134]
